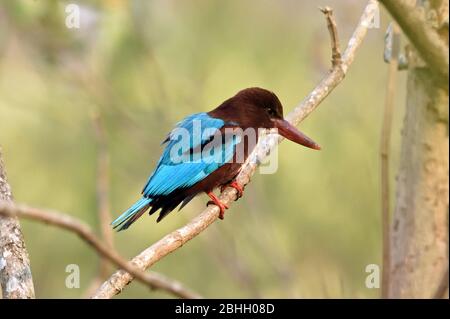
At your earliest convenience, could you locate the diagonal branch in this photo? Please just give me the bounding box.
[92,0,380,299]
[0,202,201,299]
[0,149,35,299]
[379,0,449,83]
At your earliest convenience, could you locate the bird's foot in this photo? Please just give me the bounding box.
[206,192,229,219]
[220,181,244,199]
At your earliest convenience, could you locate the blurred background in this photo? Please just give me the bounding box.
[0,0,407,298]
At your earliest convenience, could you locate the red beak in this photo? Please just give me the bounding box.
[272,118,321,150]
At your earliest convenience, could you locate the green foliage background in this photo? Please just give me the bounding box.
[0,0,406,298]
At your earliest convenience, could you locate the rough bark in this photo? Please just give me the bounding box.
[387,0,449,299]
[0,149,35,298]
[389,67,449,298]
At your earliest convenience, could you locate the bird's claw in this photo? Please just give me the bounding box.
[206,200,229,219]
[206,192,229,219]
[220,181,244,199]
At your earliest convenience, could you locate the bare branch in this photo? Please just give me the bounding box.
[320,6,342,67]
[0,202,201,299]
[0,149,35,299]
[379,0,449,83]
[92,0,380,299]
[380,22,401,298]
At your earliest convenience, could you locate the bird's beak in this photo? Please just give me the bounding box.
[272,118,321,150]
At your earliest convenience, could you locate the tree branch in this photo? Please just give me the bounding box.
[0,202,201,299]
[92,0,380,299]
[320,6,342,67]
[0,149,35,299]
[379,0,449,83]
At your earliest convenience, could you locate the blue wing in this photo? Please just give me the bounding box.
[112,112,240,230]
[142,112,238,196]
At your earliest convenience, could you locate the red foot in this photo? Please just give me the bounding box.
[206,192,229,219]
[220,181,244,199]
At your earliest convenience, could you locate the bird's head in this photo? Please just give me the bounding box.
[210,87,320,150]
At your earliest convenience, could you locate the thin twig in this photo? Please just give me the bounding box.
[380,22,400,299]
[0,202,202,299]
[320,6,342,67]
[92,0,379,299]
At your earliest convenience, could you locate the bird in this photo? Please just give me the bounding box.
[112,87,320,231]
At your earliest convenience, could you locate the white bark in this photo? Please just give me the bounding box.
[0,149,35,298]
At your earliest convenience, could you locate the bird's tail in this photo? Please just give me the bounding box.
[112,197,152,231]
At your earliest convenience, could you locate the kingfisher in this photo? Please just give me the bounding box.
[112,87,320,231]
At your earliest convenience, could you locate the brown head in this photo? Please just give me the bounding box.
[209,87,320,150]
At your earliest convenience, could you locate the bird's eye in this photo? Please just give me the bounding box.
[266,107,276,116]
